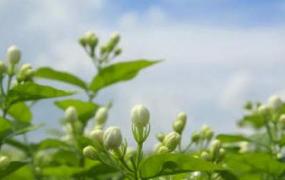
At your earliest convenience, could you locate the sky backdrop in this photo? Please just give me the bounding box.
[1,0,285,147]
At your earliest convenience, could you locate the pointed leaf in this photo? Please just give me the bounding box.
[89,60,159,92]
[6,82,73,105]
[8,102,32,123]
[140,153,223,178]
[0,161,27,178]
[35,67,87,90]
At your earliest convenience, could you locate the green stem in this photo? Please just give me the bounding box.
[135,143,143,180]
[265,122,275,153]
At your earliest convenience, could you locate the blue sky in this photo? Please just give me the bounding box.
[1,0,285,147]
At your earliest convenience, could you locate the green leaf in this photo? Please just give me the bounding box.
[0,161,27,178]
[42,165,84,177]
[140,153,222,179]
[37,139,70,150]
[0,117,12,142]
[35,67,87,90]
[6,82,73,105]
[216,134,250,143]
[75,160,118,178]
[8,102,32,123]
[55,99,99,124]
[5,138,30,154]
[224,153,285,177]
[89,60,159,92]
[239,113,265,129]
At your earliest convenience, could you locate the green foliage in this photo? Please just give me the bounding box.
[6,82,73,105]
[90,60,159,92]
[140,153,222,178]
[35,67,88,90]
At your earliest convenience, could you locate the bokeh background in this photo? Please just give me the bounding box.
[1,0,285,148]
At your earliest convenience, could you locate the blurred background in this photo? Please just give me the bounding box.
[0,0,285,148]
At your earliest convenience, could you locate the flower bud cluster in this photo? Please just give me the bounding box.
[191,125,214,144]
[79,31,122,69]
[16,64,35,82]
[209,140,225,162]
[63,106,83,137]
[172,112,187,134]
[155,131,181,154]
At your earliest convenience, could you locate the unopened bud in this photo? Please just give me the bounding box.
[65,106,78,122]
[83,146,97,159]
[94,107,108,127]
[79,36,87,47]
[239,141,250,153]
[156,132,165,142]
[201,151,210,161]
[244,101,253,110]
[163,132,181,151]
[0,61,6,75]
[257,105,269,115]
[17,64,34,82]
[85,31,98,48]
[90,129,104,143]
[201,125,214,140]
[157,146,169,154]
[131,104,150,128]
[279,114,285,124]
[173,112,187,134]
[211,140,222,153]
[191,132,200,143]
[0,156,9,169]
[103,127,122,150]
[7,45,21,64]
[268,95,283,110]
[219,148,225,158]
[114,48,122,56]
[106,32,120,52]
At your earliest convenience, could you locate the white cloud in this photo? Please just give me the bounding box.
[220,71,252,109]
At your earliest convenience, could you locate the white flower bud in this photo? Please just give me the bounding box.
[103,127,122,149]
[83,146,97,159]
[0,61,6,74]
[157,146,169,154]
[279,114,285,124]
[201,125,213,140]
[65,106,78,122]
[110,32,120,44]
[257,105,269,115]
[156,132,165,142]
[172,112,187,134]
[239,141,250,153]
[0,156,9,169]
[201,151,210,161]
[191,131,200,143]
[163,131,181,151]
[84,31,98,47]
[154,143,162,152]
[90,129,104,143]
[211,140,222,153]
[7,45,21,64]
[131,104,150,128]
[17,64,33,82]
[268,95,283,110]
[94,107,108,126]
